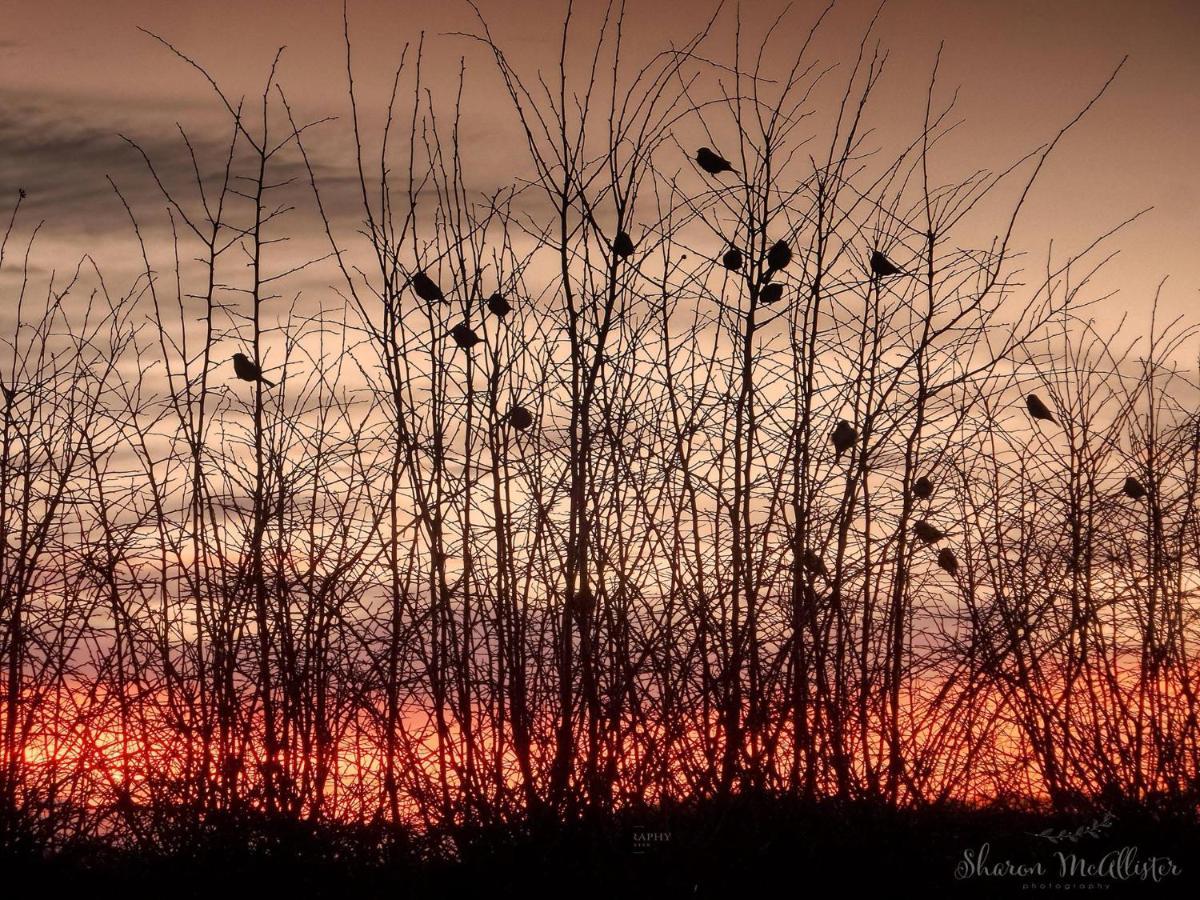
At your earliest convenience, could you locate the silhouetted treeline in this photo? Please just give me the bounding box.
[1,5,1196,861]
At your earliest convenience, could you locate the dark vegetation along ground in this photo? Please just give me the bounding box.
[2,1,1199,895]
[5,798,1199,896]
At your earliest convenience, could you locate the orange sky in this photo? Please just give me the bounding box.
[1,0,1198,327]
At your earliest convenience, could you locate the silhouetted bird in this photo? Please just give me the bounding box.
[870,249,905,277]
[18,188,26,200]
[1025,394,1057,425]
[1122,476,1147,500]
[411,272,444,303]
[695,147,735,175]
[831,420,856,459]
[913,520,945,544]
[450,323,482,350]
[507,405,533,431]
[802,549,828,578]
[613,231,635,259]
[912,476,934,499]
[232,353,274,386]
[759,283,784,304]
[722,248,744,271]
[767,239,793,271]
[114,786,134,812]
[487,292,512,317]
[937,548,959,576]
[568,586,596,619]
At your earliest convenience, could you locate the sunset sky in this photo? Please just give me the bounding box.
[5,5,1200,873]
[1,0,1198,329]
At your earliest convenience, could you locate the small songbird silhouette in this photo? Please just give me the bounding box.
[695,147,735,175]
[759,283,784,304]
[802,549,828,578]
[831,420,857,459]
[722,247,744,271]
[568,586,596,619]
[937,548,959,576]
[870,249,905,277]
[411,272,445,303]
[1122,476,1146,500]
[613,231,636,260]
[507,405,533,431]
[913,520,945,544]
[450,323,482,350]
[487,292,512,317]
[912,476,934,500]
[232,353,274,386]
[1025,394,1057,425]
[767,239,793,271]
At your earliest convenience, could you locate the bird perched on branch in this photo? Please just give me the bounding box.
[487,292,512,317]
[759,283,784,304]
[722,247,744,271]
[831,420,857,459]
[506,405,533,431]
[767,239,793,272]
[568,586,596,619]
[913,520,945,544]
[1122,476,1146,500]
[450,323,482,350]
[613,231,636,260]
[695,147,735,175]
[232,353,274,386]
[912,476,934,500]
[802,549,828,578]
[1025,394,1057,425]
[870,249,906,277]
[410,272,445,303]
[937,548,959,576]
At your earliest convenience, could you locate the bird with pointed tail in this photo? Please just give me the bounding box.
[1025,394,1057,426]
[232,353,274,386]
[937,547,959,576]
[802,549,829,579]
[695,147,735,175]
[870,249,907,277]
[450,323,482,350]
[410,272,445,303]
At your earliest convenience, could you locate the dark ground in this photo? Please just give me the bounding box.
[5,795,1198,898]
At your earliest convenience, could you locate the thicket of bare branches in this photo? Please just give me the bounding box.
[2,4,1196,854]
